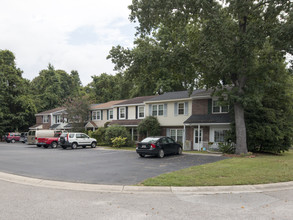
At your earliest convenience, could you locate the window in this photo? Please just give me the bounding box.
[170,129,183,144]
[212,100,229,113]
[120,107,126,119]
[138,106,145,118]
[214,130,228,142]
[152,104,164,116]
[92,111,97,120]
[43,115,49,123]
[92,111,101,120]
[55,115,61,123]
[178,103,185,115]
[109,109,113,120]
[97,111,101,120]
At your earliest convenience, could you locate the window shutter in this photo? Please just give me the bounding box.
[107,110,109,120]
[126,107,128,119]
[149,104,152,116]
[117,107,119,119]
[135,106,138,119]
[101,110,103,120]
[174,102,178,116]
[184,102,189,115]
[164,103,167,117]
[208,99,212,114]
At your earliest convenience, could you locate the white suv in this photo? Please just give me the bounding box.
[58,133,97,149]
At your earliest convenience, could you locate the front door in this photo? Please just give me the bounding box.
[194,128,203,151]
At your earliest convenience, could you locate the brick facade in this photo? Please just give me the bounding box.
[192,99,209,115]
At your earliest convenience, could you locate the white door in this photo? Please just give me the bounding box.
[194,129,203,151]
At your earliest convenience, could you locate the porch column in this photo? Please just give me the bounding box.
[198,124,201,151]
[183,124,186,150]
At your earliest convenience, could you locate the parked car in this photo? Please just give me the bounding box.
[20,132,28,143]
[5,132,21,143]
[58,132,97,149]
[37,132,62,148]
[136,136,183,158]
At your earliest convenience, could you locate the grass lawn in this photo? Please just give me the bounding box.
[140,150,293,186]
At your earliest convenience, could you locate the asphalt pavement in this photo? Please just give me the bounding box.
[0,142,226,185]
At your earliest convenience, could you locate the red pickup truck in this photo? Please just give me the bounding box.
[37,137,59,148]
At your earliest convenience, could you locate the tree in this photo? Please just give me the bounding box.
[138,116,161,137]
[86,73,132,103]
[0,50,37,134]
[128,0,292,154]
[63,96,90,132]
[31,64,82,112]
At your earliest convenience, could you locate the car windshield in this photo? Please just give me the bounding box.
[141,137,160,143]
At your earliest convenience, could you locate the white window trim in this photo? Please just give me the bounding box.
[152,104,164,116]
[178,102,185,115]
[55,115,61,124]
[43,115,49,123]
[108,109,113,120]
[212,100,229,114]
[138,106,145,119]
[92,111,97,121]
[92,110,102,121]
[119,107,126,119]
[170,129,184,142]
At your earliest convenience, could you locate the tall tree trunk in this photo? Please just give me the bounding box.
[234,102,248,154]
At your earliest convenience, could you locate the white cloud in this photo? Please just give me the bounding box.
[0,0,136,85]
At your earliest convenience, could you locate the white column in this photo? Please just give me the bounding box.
[198,124,201,151]
[183,124,186,150]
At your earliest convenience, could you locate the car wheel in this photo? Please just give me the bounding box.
[177,147,183,155]
[139,154,145,158]
[158,149,165,158]
[51,142,58,148]
[91,142,96,148]
[11,139,15,143]
[71,142,78,149]
[62,146,67,149]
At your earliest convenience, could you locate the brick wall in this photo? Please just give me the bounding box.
[192,99,209,115]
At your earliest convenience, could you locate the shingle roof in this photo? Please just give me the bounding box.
[90,100,126,110]
[114,95,156,106]
[109,119,142,126]
[146,89,209,102]
[184,113,232,124]
[35,107,66,115]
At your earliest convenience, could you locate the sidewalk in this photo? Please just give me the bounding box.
[1,171,293,195]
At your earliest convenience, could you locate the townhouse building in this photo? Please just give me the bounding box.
[32,89,231,151]
[30,107,70,130]
[85,100,126,131]
[109,96,155,141]
[145,90,231,150]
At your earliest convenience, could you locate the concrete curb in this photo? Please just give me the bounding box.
[1,171,293,195]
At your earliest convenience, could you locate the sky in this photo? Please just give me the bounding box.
[0,0,136,86]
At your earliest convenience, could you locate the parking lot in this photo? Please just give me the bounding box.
[0,142,227,185]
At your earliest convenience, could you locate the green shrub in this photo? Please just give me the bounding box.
[105,125,131,146]
[89,127,106,145]
[111,136,127,148]
[218,142,235,154]
[138,116,161,136]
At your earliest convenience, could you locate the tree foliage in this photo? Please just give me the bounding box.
[30,64,82,112]
[0,50,37,134]
[85,73,132,103]
[138,116,161,137]
[63,95,90,132]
